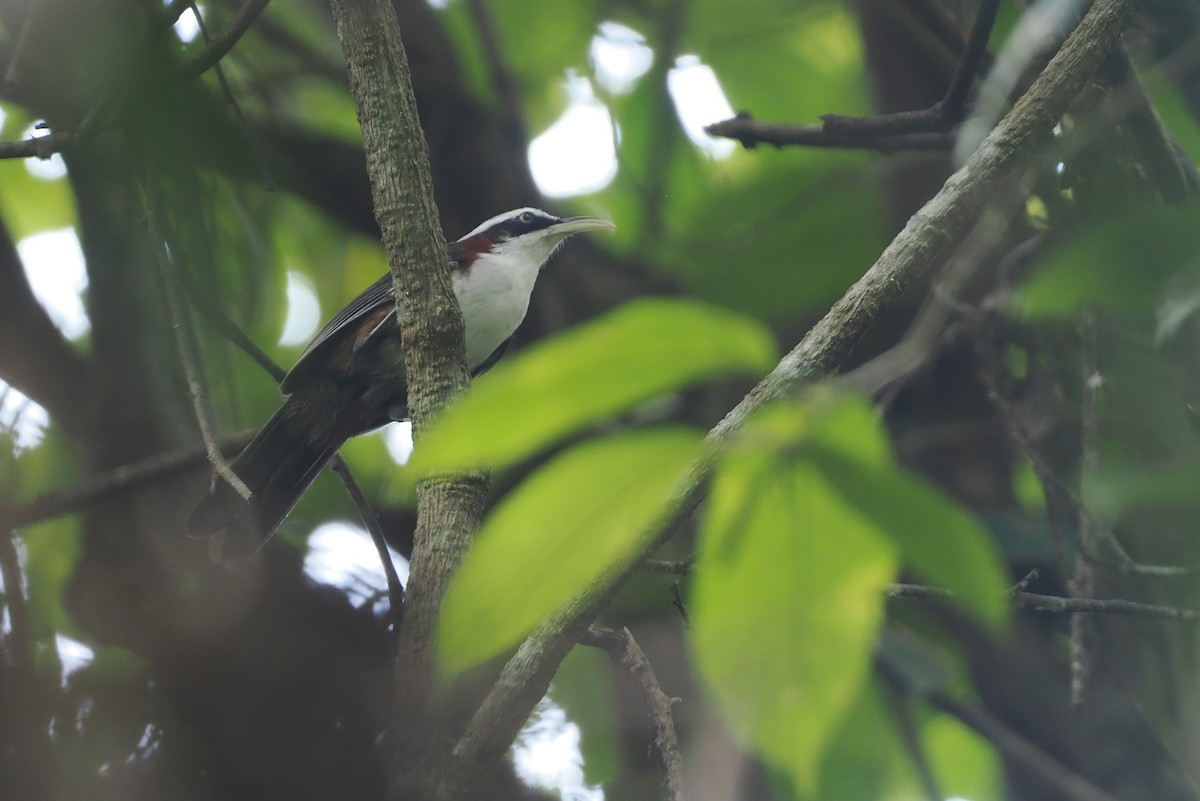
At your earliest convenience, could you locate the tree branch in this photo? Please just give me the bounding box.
[0,433,251,532]
[717,0,1001,147]
[177,0,272,82]
[449,0,1144,780]
[582,626,686,801]
[328,1,487,798]
[888,584,1200,623]
[927,689,1121,801]
[0,217,90,440]
[705,115,953,152]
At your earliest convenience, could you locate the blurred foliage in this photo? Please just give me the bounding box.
[687,392,1005,795]
[437,427,702,675]
[410,298,776,476]
[3,0,1200,799]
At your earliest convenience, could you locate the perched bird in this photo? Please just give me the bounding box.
[188,208,615,560]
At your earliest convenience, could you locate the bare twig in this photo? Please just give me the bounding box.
[329,0,485,797]
[180,265,402,615]
[981,368,1200,577]
[942,0,1002,114]
[582,626,686,801]
[0,0,269,163]
[329,457,404,623]
[889,583,1200,623]
[721,0,1000,147]
[1070,317,1100,705]
[0,531,32,672]
[178,0,272,82]
[643,556,694,575]
[705,115,953,152]
[140,183,254,503]
[0,131,76,161]
[928,690,1121,801]
[188,0,274,188]
[878,677,943,801]
[0,433,251,532]
[2,0,37,89]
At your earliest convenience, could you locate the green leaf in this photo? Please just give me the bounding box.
[924,714,1002,801]
[816,680,907,801]
[691,449,896,794]
[741,395,1008,626]
[20,518,80,637]
[551,647,621,786]
[411,299,775,475]
[814,448,1009,627]
[1017,202,1200,318]
[437,428,703,677]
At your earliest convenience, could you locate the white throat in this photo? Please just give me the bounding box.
[452,244,552,369]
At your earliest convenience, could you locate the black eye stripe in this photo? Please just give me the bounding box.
[492,210,558,240]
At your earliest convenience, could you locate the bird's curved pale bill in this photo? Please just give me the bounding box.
[551,217,617,235]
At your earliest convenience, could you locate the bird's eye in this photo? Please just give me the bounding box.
[518,212,534,224]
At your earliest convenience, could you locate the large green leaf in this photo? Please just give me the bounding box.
[923,714,1002,801]
[691,447,896,794]
[743,396,1009,626]
[437,428,703,676]
[1018,202,1200,318]
[551,647,621,786]
[410,299,775,475]
[815,449,1009,627]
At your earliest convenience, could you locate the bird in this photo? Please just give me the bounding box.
[188,207,615,560]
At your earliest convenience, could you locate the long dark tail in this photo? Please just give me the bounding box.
[187,402,339,562]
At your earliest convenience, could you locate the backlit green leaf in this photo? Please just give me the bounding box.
[1018,202,1200,318]
[692,449,896,794]
[411,299,775,475]
[437,428,703,677]
[814,448,1009,627]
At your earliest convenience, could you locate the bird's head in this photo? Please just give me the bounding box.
[453,207,615,272]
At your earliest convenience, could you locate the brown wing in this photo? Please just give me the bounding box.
[279,241,469,395]
[280,275,394,394]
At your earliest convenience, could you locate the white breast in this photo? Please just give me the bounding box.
[453,250,541,369]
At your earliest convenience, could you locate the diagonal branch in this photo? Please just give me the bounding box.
[583,626,686,801]
[178,0,273,82]
[714,0,1002,149]
[448,0,1144,784]
[0,218,90,440]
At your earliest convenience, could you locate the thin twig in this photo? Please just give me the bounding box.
[1070,317,1100,705]
[928,690,1121,801]
[178,0,272,82]
[729,0,1001,145]
[188,0,274,188]
[2,0,37,89]
[180,267,402,612]
[582,626,686,801]
[942,0,1002,114]
[643,556,694,575]
[981,370,1200,576]
[878,676,943,801]
[330,457,404,623]
[0,530,32,672]
[140,182,255,503]
[705,115,953,152]
[889,583,1200,623]
[0,433,252,532]
[0,132,75,161]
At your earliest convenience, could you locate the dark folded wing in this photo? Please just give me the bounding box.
[280,274,394,394]
[280,244,466,395]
